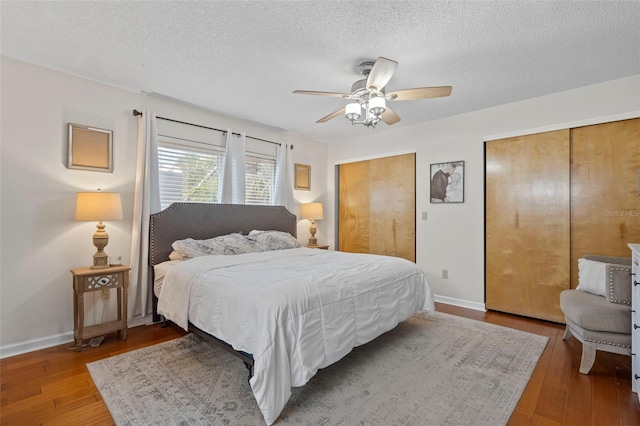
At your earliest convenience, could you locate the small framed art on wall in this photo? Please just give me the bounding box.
[430,161,464,203]
[67,123,113,172]
[294,163,311,190]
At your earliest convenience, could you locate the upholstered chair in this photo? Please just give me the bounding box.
[559,255,632,374]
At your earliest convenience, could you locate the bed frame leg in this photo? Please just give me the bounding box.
[244,362,253,382]
[160,315,168,328]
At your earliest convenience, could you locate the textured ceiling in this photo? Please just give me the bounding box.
[2,1,639,143]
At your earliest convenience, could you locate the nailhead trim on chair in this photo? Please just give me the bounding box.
[582,337,631,348]
[608,266,632,305]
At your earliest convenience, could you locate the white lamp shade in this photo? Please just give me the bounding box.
[301,202,323,220]
[368,96,386,114]
[345,102,361,120]
[75,191,123,221]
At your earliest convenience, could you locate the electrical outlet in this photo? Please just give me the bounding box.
[442,269,448,279]
[421,211,428,220]
[101,289,110,300]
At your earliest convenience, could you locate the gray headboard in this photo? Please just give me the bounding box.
[149,203,298,266]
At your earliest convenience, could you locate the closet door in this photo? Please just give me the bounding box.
[570,118,640,288]
[338,153,416,261]
[486,130,571,323]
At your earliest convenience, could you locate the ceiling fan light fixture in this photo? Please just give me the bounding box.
[368,96,386,116]
[293,57,452,129]
[345,102,361,121]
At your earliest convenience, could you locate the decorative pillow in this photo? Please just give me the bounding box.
[171,233,260,259]
[168,250,184,261]
[606,264,632,305]
[577,258,607,297]
[247,230,303,251]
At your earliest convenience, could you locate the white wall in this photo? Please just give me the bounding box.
[0,57,328,356]
[327,75,640,310]
[283,133,329,244]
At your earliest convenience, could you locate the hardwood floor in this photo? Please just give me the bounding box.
[1,304,638,425]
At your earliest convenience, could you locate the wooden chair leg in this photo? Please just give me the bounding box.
[579,341,596,374]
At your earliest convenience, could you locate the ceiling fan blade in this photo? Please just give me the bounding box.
[381,107,401,125]
[387,86,452,101]
[366,57,398,91]
[316,107,345,123]
[293,90,349,98]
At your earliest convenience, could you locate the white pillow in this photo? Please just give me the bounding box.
[577,258,607,297]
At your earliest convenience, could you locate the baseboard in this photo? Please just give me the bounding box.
[129,314,154,328]
[434,294,487,312]
[0,331,75,359]
[0,314,154,359]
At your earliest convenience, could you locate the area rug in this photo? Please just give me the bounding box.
[87,312,548,425]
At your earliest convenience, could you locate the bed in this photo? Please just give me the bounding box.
[149,203,435,425]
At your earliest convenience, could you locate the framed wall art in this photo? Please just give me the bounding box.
[430,161,464,203]
[294,163,311,190]
[67,123,113,172]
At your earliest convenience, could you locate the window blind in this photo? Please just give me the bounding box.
[157,140,225,210]
[246,154,277,205]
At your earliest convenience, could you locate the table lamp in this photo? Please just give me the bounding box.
[301,202,323,246]
[75,190,123,269]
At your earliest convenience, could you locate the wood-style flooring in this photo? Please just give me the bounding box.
[1,303,638,425]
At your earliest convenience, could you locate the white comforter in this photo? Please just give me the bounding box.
[157,248,434,425]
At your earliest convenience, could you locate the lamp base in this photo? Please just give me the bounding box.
[91,252,110,269]
[308,219,318,246]
[91,224,110,269]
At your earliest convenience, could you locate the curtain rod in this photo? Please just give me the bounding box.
[132,109,292,149]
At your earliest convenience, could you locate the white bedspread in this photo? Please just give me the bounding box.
[157,248,434,425]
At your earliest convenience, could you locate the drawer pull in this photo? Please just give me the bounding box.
[634,324,640,330]
[636,374,640,380]
[634,281,640,287]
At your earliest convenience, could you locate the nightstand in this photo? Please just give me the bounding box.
[70,265,130,351]
[307,245,329,250]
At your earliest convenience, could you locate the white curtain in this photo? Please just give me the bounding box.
[220,129,246,204]
[274,143,294,212]
[129,110,160,318]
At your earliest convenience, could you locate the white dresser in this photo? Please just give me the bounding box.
[630,243,640,399]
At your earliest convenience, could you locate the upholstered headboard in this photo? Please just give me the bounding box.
[148,203,297,322]
[149,202,298,266]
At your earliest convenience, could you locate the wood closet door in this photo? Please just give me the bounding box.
[570,118,640,289]
[338,153,416,261]
[486,130,571,323]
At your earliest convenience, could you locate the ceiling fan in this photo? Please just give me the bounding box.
[293,57,452,128]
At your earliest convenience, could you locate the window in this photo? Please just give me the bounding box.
[157,135,278,209]
[245,153,277,205]
[157,139,225,210]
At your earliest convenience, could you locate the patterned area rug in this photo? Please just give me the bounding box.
[87,312,548,425]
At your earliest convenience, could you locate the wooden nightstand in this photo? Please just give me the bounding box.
[70,265,130,351]
[307,245,329,250]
